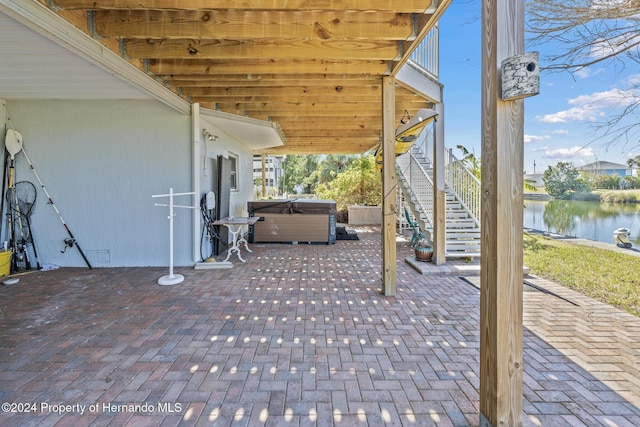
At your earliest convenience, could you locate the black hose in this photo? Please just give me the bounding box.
[200,194,226,261]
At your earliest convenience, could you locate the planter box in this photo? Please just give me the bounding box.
[348,205,381,225]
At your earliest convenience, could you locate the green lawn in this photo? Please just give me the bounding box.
[523,232,640,317]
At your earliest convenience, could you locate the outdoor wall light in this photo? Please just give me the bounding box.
[203,129,218,141]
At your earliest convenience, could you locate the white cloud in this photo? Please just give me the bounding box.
[589,32,640,61]
[524,134,548,144]
[627,73,640,86]
[538,107,602,123]
[574,68,591,79]
[550,129,569,135]
[542,146,595,159]
[538,87,639,124]
[531,146,549,153]
[568,88,636,109]
[573,67,605,80]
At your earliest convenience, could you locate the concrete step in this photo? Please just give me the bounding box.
[445,251,481,258]
[446,211,471,219]
[447,241,481,250]
[446,220,478,228]
[446,231,481,239]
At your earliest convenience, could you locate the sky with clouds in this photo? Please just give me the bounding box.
[438,0,640,174]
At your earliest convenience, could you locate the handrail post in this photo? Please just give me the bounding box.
[448,148,454,186]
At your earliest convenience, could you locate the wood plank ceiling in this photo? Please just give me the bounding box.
[42,0,447,154]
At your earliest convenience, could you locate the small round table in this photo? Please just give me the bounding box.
[213,217,260,262]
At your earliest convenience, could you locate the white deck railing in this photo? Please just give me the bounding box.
[409,25,439,80]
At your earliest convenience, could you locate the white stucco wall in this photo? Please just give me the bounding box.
[3,99,255,268]
[201,125,255,218]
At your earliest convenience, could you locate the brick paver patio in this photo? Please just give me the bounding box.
[0,228,638,426]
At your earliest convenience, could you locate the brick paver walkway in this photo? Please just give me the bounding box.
[0,228,638,426]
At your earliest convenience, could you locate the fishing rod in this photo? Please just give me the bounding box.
[23,148,92,269]
[5,130,92,269]
[628,208,639,230]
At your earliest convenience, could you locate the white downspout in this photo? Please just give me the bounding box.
[1,99,6,135]
[192,103,202,263]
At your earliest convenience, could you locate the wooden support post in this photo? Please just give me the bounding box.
[261,153,267,198]
[480,0,524,426]
[432,100,446,265]
[381,76,397,295]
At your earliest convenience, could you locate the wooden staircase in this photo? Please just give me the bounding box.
[397,146,481,258]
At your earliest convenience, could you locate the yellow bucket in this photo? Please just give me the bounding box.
[0,251,12,277]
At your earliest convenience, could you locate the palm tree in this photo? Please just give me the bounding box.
[627,155,640,170]
[456,145,481,179]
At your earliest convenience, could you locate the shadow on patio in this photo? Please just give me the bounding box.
[0,227,638,426]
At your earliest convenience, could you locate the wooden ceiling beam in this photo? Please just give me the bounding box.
[155,73,380,82]
[214,103,383,114]
[282,129,382,137]
[272,119,380,129]
[124,38,399,60]
[275,122,380,129]
[52,0,434,13]
[163,76,422,93]
[189,93,422,104]
[162,77,381,88]
[261,142,379,155]
[181,85,381,98]
[212,102,425,123]
[147,59,390,75]
[94,10,413,40]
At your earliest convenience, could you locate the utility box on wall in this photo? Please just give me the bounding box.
[501,52,540,101]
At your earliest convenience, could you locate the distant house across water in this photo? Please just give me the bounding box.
[524,173,544,188]
[577,161,632,177]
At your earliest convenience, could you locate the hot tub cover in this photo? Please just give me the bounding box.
[248,199,337,216]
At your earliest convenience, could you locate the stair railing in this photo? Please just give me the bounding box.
[396,152,434,229]
[444,149,481,227]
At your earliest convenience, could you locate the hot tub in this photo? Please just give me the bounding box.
[248,199,337,244]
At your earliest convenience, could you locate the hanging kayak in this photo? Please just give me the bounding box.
[375,108,438,172]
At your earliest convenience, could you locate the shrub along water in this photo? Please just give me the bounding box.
[595,189,640,204]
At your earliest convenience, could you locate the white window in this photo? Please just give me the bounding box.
[229,154,238,190]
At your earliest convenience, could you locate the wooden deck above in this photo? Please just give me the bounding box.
[42,0,451,154]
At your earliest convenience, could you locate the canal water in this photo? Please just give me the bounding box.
[523,199,640,246]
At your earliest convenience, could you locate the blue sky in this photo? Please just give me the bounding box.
[438,0,639,174]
